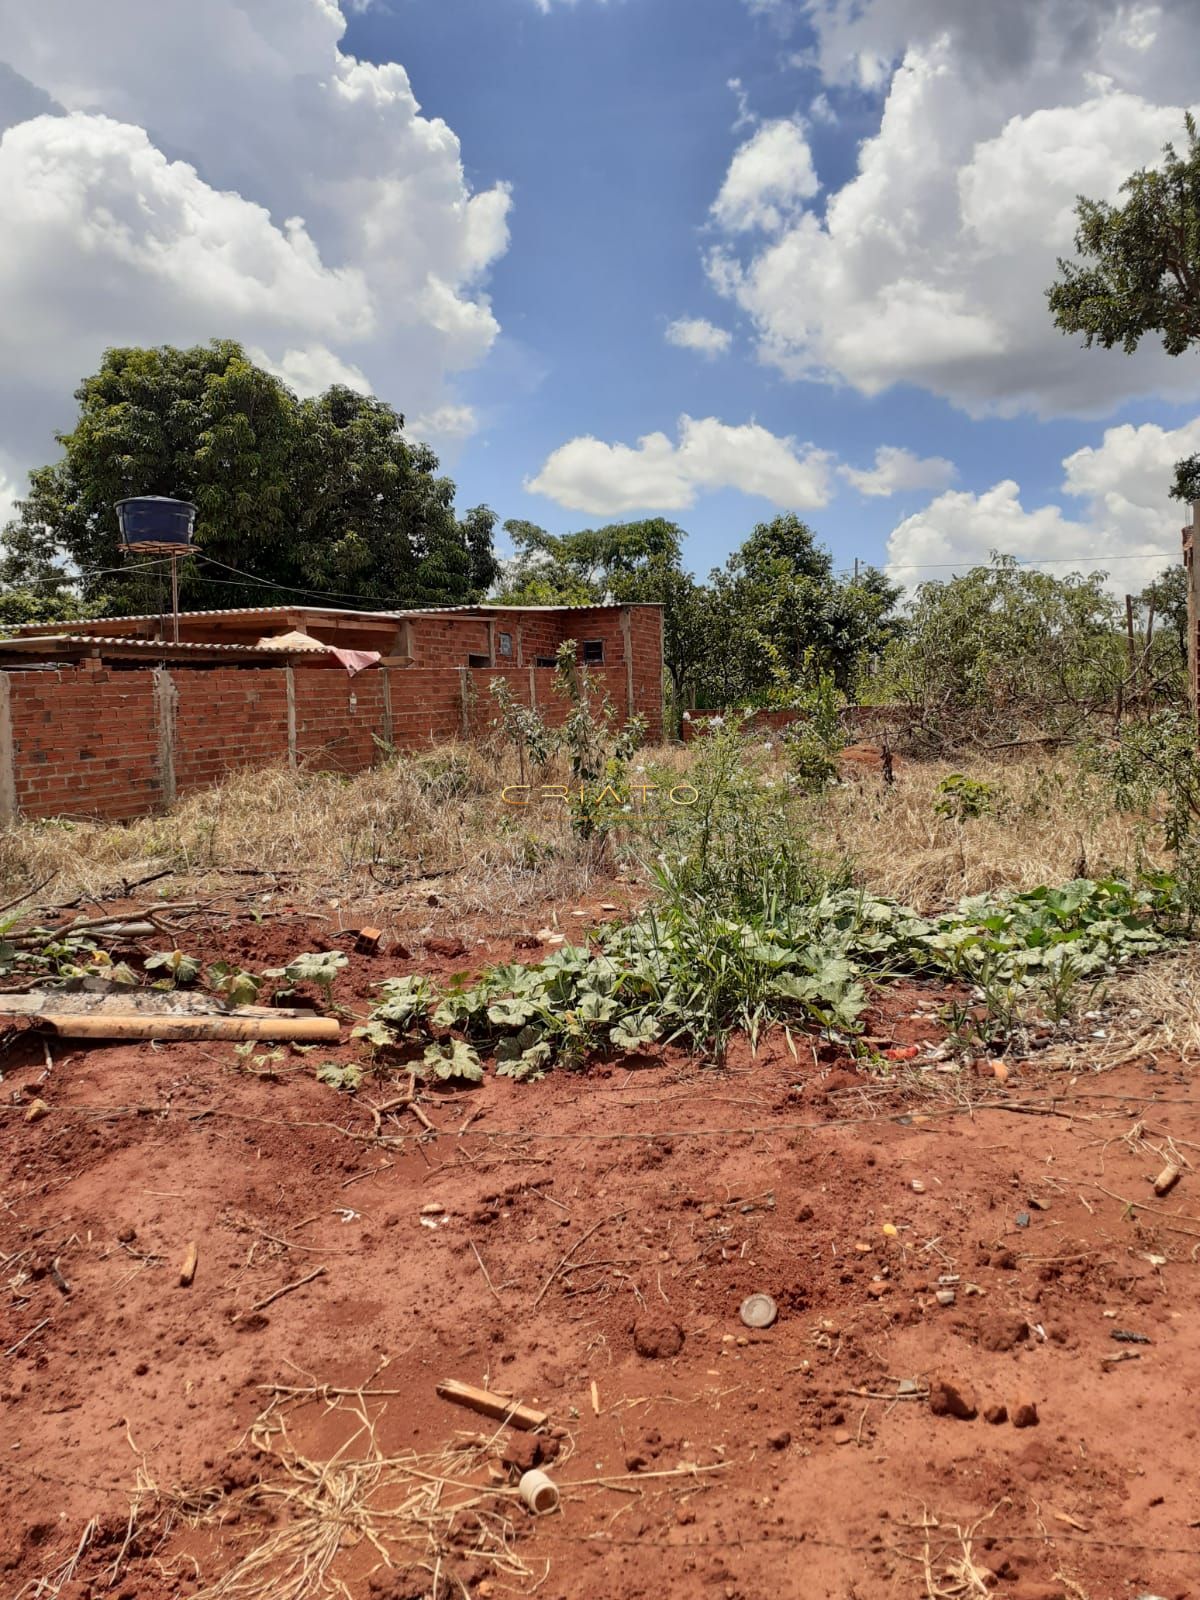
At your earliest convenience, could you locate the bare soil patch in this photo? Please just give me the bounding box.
[2,902,1198,1600]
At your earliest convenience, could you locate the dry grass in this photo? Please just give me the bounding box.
[811,753,1164,912]
[0,741,1166,927]
[1042,941,1200,1073]
[0,743,618,921]
[192,1396,544,1600]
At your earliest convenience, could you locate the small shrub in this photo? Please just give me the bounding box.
[933,773,1004,822]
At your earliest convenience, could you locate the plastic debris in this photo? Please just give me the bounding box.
[739,1293,778,1329]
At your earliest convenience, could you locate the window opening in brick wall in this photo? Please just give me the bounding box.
[468,653,489,668]
[498,632,513,657]
[582,639,604,663]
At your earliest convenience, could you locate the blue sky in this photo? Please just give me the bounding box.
[0,0,1199,591]
[344,0,1108,575]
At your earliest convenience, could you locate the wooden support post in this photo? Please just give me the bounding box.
[458,665,471,738]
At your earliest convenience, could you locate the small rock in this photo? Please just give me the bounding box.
[1015,1212,1031,1229]
[624,1451,648,1472]
[675,1506,696,1526]
[935,1288,956,1307]
[425,936,467,959]
[1010,1398,1039,1429]
[420,1203,445,1217]
[928,1376,978,1421]
[910,1180,926,1193]
[24,1099,50,1123]
[116,1225,137,1244]
[866,1280,889,1298]
[632,1315,685,1360]
[979,1312,1029,1352]
[501,1434,543,1472]
[832,1429,854,1446]
[767,1430,791,1450]
[984,1403,1008,1425]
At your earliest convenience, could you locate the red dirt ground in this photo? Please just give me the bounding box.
[2,905,1199,1600]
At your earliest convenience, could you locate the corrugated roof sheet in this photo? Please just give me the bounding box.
[0,633,326,656]
[9,599,659,635]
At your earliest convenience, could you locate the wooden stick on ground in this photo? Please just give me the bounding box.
[435,1379,547,1431]
[237,1264,327,1319]
[22,1013,339,1043]
[533,1210,625,1308]
[179,1242,198,1287]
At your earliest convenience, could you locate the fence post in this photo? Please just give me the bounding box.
[381,667,394,752]
[459,666,470,738]
[153,668,177,807]
[285,666,298,771]
[0,674,17,824]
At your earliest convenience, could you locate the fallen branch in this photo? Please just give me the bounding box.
[533,1210,626,1308]
[236,1265,327,1319]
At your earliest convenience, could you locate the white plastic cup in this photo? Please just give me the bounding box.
[518,1468,559,1514]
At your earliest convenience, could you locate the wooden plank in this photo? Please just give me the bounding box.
[435,1379,547,1431]
[21,1013,338,1042]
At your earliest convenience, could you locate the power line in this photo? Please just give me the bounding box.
[2,555,176,589]
[190,553,411,609]
[838,549,1177,575]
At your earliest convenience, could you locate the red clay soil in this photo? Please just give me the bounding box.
[2,917,1198,1600]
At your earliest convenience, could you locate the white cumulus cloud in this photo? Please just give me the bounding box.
[886,415,1200,593]
[707,1,1200,417]
[840,444,956,497]
[527,415,834,516]
[664,317,733,358]
[0,0,511,500]
[711,118,819,234]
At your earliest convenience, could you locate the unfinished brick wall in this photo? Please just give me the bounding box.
[172,670,291,796]
[0,609,665,821]
[3,668,162,821]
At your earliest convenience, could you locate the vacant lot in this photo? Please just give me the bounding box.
[2,741,1197,1600]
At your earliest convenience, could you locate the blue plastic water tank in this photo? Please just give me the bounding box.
[115,496,196,548]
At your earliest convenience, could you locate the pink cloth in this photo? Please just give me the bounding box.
[328,646,381,677]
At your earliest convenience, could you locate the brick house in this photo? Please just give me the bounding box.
[0,602,663,821]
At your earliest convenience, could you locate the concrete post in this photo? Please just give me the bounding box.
[620,606,634,720]
[0,674,17,824]
[458,666,471,737]
[285,665,298,771]
[381,667,394,751]
[152,667,177,807]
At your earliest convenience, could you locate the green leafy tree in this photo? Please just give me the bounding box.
[1137,563,1189,698]
[699,516,900,703]
[1,340,496,614]
[496,517,684,603]
[0,588,96,634]
[1047,114,1200,503]
[874,555,1127,744]
[496,518,710,735]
